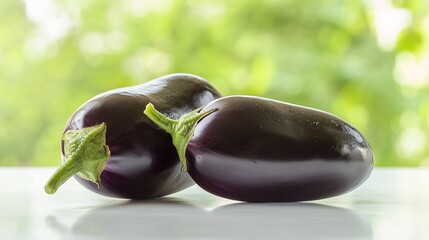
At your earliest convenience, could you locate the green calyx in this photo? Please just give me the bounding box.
[144,103,217,172]
[44,123,110,194]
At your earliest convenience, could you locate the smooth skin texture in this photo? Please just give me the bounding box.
[45,74,221,199]
[145,96,374,202]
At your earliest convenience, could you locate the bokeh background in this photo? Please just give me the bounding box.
[1,0,428,166]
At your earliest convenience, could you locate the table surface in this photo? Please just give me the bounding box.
[0,167,428,240]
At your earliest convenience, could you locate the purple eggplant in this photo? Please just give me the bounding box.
[144,96,374,202]
[44,74,221,199]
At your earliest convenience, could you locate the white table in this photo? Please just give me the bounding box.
[0,168,428,240]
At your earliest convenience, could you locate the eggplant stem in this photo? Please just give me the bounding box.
[144,103,217,171]
[143,103,178,135]
[44,156,82,194]
[44,123,110,194]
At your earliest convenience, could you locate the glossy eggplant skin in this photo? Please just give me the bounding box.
[64,74,221,199]
[186,96,373,202]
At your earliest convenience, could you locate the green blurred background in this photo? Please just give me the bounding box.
[1,0,428,166]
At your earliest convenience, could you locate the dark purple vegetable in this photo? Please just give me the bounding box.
[44,74,221,199]
[144,96,374,202]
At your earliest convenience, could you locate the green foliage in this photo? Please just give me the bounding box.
[1,0,428,166]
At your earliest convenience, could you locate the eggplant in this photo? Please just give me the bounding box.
[144,95,374,202]
[44,74,221,199]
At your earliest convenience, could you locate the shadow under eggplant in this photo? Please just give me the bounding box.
[48,199,373,240]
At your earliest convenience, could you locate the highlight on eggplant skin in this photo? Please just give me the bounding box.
[144,95,374,202]
[44,73,222,199]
